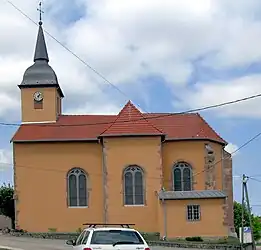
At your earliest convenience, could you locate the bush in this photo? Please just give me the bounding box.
[185,236,203,242]
[215,236,239,244]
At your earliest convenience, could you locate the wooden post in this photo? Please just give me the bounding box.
[241,174,245,250]
[244,176,256,250]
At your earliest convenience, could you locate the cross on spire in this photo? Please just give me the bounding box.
[37,1,44,25]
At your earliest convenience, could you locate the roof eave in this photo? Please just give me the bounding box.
[98,133,165,138]
[158,190,227,200]
[18,83,64,98]
[12,138,99,143]
[159,196,227,200]
[165,137,227,146]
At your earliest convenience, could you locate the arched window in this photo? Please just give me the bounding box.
[123,166,145,205]
[67,168,88,207]
[173,162,192,191]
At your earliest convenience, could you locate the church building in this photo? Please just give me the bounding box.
[11,20,234,238]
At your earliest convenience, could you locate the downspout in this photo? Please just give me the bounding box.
[221,146,224,191]
[163,197,167,239]
[161,136,167,239]
[101,138,108,224]
[12,143,17,229]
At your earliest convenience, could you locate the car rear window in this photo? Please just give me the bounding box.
[90,230,144,245]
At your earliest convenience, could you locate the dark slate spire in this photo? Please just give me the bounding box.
[33,22,49,62]
[18,2,64,97]
[34,2,48,62]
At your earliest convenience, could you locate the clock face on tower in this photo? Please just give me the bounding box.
[33,91,43,102]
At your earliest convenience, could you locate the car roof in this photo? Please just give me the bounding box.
[85,227,136,232]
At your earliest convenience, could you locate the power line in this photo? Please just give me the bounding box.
[248,174,261,178]
[192,130,261,179]
[0,93,261,128]
[2,1,261,181]
[0,128,259,185]
[0,100,259,184]
[4,0,146,112]
[248,177,261,183]
[5,0,261,126]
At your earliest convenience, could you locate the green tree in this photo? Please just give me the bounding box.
[0,184,15,228]
[234,201,261,241]
[252,216,261,241]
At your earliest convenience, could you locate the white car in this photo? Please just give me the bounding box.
[66,224,150,250]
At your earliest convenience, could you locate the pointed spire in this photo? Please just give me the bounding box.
[34,2,49,62]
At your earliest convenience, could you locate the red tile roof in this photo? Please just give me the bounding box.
[99,101,163,137]
[11,101,226,144]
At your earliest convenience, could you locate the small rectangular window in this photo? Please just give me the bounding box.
[187,205,200,221]
[34,100,43,109]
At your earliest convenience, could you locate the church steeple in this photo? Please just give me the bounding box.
[33,22,49,62]
[18,2,64,97]
[18,2,64,124]
[34,2,49,62]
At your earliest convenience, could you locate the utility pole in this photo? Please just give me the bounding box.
[241,174,256,250]
[241,175,245,249]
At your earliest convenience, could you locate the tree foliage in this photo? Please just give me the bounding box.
[234,201,261,241]
[252,215,261,241]
[0,184,15,227]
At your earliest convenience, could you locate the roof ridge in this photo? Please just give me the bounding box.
[60,113,198,118]
[13,110,226,144]
[61,114,116,117]
[145,112,197,115]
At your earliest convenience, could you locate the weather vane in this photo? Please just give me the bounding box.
[37,1,44,25]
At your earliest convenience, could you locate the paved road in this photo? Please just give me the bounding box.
[0,235,69,250]
[0,235,210,250]
[3,235,261,250]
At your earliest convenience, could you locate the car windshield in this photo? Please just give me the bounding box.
[90,230,144,245]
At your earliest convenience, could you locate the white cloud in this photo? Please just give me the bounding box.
[65,101,121,115]
[0,149,12,172]
[225,143,239,155]
[1,0,261,120]
[174,74,261,118]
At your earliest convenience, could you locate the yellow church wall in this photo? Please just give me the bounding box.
[162,140,223,191]
[158,199,228,238]
[102,137,163,233]
[13,142,104,232]
[20,88,61,123]
[13,138,228,237]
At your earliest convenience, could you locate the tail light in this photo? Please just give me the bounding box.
[83,248,92,250]
[145,248,150,250]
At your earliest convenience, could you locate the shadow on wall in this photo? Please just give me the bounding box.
[0,215,12,229]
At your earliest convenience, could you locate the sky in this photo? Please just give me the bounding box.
[0,0,261,213]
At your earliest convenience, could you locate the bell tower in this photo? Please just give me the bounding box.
[18,3,64,123]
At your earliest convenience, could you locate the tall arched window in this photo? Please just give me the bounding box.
[173,162,192,191]
[123,165,145,205]
[67,168,88,207]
